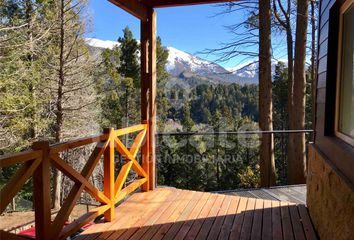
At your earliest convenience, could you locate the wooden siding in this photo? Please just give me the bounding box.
[315,0,354,190]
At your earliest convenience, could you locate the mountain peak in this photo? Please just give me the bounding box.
[226,59,288,80]
[166,46,229,77]
[85,38,118,49]
[86,37,287,85]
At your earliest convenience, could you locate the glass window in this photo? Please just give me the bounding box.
[337,2,354,145]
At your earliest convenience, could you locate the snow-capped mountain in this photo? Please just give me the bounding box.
[227,59,288,82]
[165,47,258,85]
[166,47,229,77]
[85,38,118,49]
[86,37,286,85]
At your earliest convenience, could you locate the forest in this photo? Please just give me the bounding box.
[0,0,317,211]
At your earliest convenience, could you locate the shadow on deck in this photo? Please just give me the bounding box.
[76,188,317,240]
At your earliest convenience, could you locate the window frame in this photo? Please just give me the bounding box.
[335,0,354,146]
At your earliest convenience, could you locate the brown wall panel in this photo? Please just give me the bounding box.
[319,21,329,44]
[316,88,327,104]
[318,39,328,60]
[317,56,328,74]
[317,72,327,88]
[314,0,354,187]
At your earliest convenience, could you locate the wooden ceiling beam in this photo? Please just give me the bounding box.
[150,0,239,8]
[109,0,149,21]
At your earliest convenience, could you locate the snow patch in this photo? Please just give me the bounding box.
[166,46,225,74]
[85,38,118,50]
[227,59,288,80]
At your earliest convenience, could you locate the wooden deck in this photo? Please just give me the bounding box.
[221,185,306,205]
[76,188,317,240]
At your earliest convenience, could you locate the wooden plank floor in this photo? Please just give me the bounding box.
[76,188,317,240]
[221,185,307,204]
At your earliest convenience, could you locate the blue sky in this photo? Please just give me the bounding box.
[87,0,288,68]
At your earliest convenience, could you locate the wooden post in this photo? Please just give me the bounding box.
[32,141,52,240]
[148,9,157,190]
[103,128,115,221]
[141,17,150,191]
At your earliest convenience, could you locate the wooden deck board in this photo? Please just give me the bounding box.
[184,193,219,240]
[128,189,184,240]
[195,194,225,240]
[206,195,232,240]
[77,188,317,240]
[173,192,211,240]
[161,191,204,240]
[222,185,307,204]
[217,196,239,240]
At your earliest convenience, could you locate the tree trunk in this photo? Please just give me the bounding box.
[52,0,65,210]
[287,25,294,125]
[25,0,37,140]
[125,87,129,146]
[259,0,276,187]
[288,0,308,184]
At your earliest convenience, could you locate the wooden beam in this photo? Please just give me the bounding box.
[115,178,147,202]
[114,161,133,193]
[141,17,150,191]
[0,159,41,214]
[109,0,148,21]
[50,133,108,153]
[50,153,110,204]
[32,141,52,240]
[59,205,111,239]
[129,129,147,158]
[49,140,109,238]
[0,150,42,168]
[150,0,239,8]
[113,136,147,178]
[0,230,28,240]
[114,124,147,136]
[148,9,157,190]
[103,128,115,222]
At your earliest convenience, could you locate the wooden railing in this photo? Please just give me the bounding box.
[0,123,149,240]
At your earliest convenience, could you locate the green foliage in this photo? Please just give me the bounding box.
[273,61,289,130]
[156,37,170,130]
[118,27,140,87]
[181,84,259,124]
[237,165,260,188]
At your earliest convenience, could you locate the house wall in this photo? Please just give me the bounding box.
[307,145,354,240]
[309,0,354,238]
[315,0,354,185]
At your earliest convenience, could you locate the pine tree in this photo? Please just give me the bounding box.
[118,27,140,87]
[0,0,53,152]
[181,101,194,132]
[259,0,276,187]
[100,46,123,128]
[156,37,170,130]
[44,0,99,209]
[273,62,289,130]
[117,27,140,148]
[288,0,309,184]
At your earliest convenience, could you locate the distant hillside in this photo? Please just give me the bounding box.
[226,59,287,82]
[86,38,286,86]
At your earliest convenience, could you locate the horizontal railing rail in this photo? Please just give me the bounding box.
[0,123,149,240]
[156,129,314,136]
